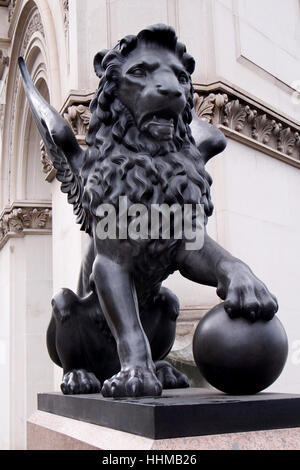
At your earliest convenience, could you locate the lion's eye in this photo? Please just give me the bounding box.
[128,66,146,77]
[178,73,188,84]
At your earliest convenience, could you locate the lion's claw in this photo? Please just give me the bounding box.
[101,366,162,398]
[61,369,101,395]
[218,264,278,322]
[155,361,190,389]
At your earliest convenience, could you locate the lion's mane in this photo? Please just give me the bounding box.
[80,25,214,234]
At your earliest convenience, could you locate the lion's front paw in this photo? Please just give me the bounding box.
[217,265,278,322]
[155,361,189,389]
[61,370,101,395]
[101,366,162,398]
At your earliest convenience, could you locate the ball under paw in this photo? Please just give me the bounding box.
[193,303,288,395]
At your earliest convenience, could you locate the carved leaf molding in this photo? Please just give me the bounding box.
[223,99,251,132]
[252,114,275,145]
[193,93,228,124]
[194,91,300,162]
[64,104,91,136]
[0,206,52,246]
[278,127,299,156]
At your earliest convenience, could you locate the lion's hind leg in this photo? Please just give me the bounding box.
[47,288,119,395]
[47,312,101,394]
[61,370,101,395]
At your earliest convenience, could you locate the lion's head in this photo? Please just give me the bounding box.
[82,24,213,228]
[87,24,195,152]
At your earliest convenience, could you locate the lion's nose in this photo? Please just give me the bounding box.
[156,83,182,98]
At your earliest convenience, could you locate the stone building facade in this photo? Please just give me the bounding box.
[0,0,299,449]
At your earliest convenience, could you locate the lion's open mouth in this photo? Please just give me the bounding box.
[139,110,178,140]
[140,110,178,129]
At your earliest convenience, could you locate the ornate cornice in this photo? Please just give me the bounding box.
[194,86,300,168]
[0,202,52,249]
[41,86,300,180]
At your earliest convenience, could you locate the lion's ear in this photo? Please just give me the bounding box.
[94,50,108,78]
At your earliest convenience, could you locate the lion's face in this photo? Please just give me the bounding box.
[117,45,191,142]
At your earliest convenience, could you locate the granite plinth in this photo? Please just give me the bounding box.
[37,388,300,440]
[27,411,300,450]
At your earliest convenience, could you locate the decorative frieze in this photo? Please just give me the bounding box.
[194,89,300,166]
[0,203,52,249]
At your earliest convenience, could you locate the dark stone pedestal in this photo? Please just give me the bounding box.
[37,388,300,440]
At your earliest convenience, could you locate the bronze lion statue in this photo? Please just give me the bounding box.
[19,24,278,397]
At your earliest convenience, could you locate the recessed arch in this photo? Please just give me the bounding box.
[23,77,51,201]
[0,0,62,207]
[13,43,51,201]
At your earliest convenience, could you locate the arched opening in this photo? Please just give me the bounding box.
[12,42,52,202]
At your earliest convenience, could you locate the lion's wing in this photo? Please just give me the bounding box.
[19,58,90,233]
[190,110,227,164]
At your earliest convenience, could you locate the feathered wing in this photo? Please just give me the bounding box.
[190,109,227,164]
[18,58,90,233]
